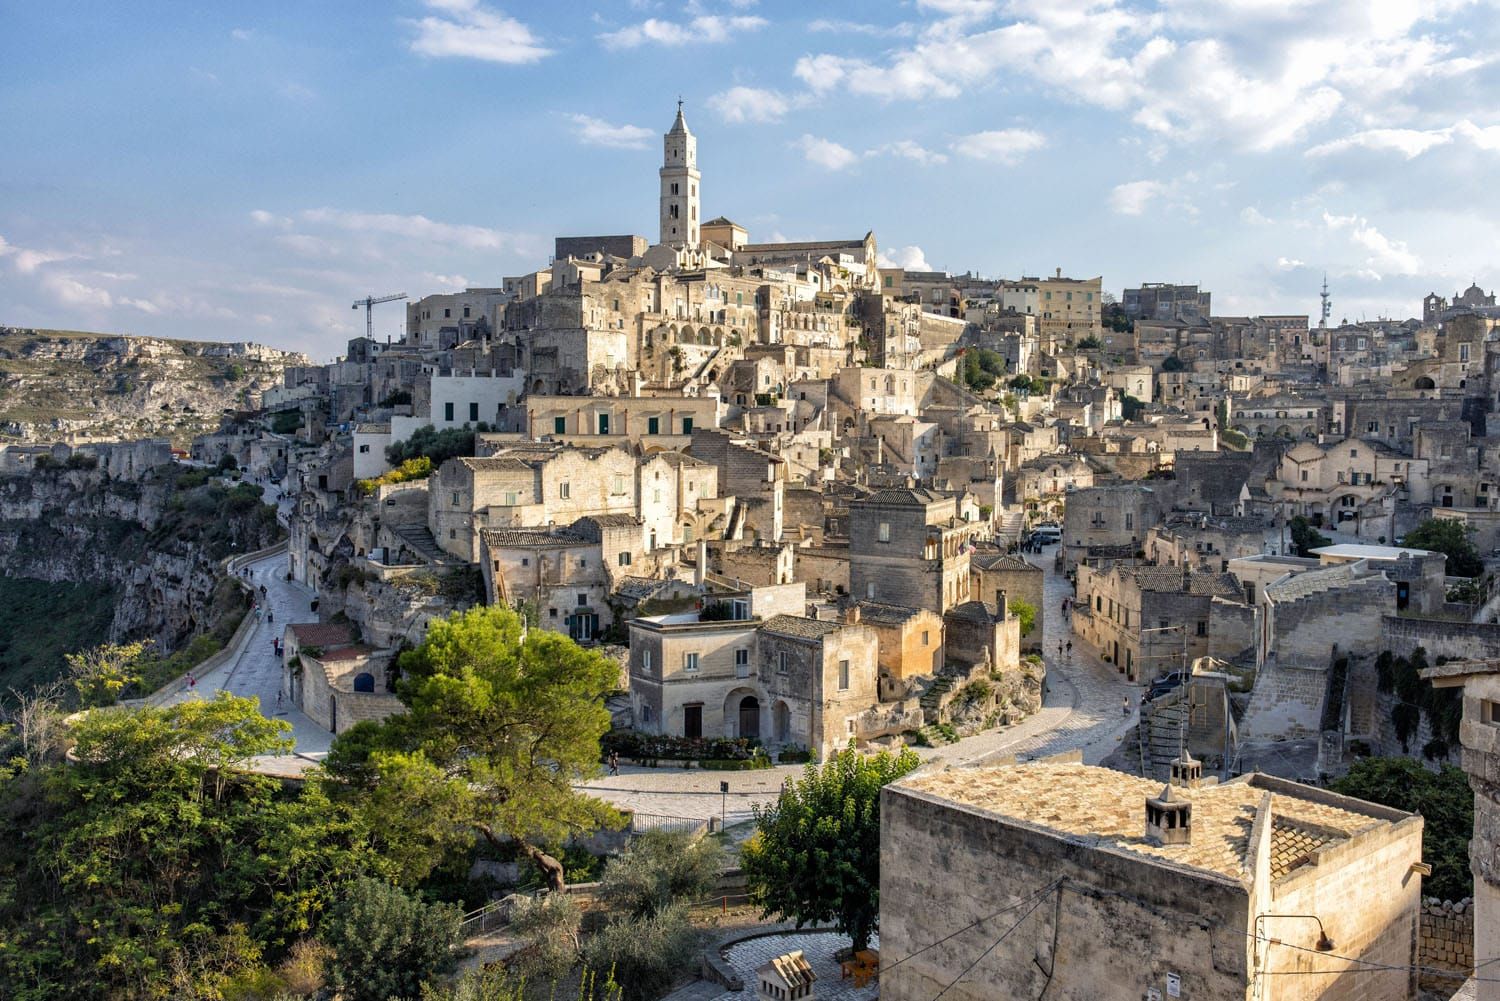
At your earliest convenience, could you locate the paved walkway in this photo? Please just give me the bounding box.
[663,931,879,1001]
[580,548,1143,822]
[158,477,332,775]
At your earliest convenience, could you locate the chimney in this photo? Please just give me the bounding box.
[846,604,861,625]
[1145,784,1192,846]
[1170,747,1203,789]
[1055,267,1062,279]
[695,538,708,587]
[995,588,1008,619]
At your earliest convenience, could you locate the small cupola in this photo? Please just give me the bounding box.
[1170,747,1203,789]
[1145,784,1192,846]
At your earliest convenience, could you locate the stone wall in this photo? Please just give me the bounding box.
[1382,614,1500,662]
[1418,898,1473,991]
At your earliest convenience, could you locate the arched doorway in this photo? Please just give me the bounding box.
[774,701,791,743]
[739,696,761,739]
[352,672,375,693]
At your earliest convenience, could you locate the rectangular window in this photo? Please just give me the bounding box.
[1124,513,1133,531]
[643,649,652,673]
[922,630,930,646]
[444,402,454,422]
[648,416,660,435]
[549,608,557,618]
[452,491,460,506]
[554,416,566,435]
[463,306,470,318]
[735,649,749,678]
[613,474,626,495]
[577,593,587,606]
[598,413,610,435]
[1196,621,1207,636]
[469,402,479,422]
[521,557,529,567]
[504,491,518,505]
[839,659,850,690]
[559,482,571,499]
[1484,700,1500,725]
[682,417,694,434]
[1159,619,1169,630]
[878,522,891,543]
[618,551,632,566]
[777,652,788,674]
[1300,470,1308,482]
[685,652,699,671]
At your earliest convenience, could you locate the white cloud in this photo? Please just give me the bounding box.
[784,0,1490,151]
[1307,119,1500,159]
[249,209,291,228]
[567,114,654,149]
[1322,211,1421,278]
[707,86,792,124]
[599,15,766,49]
[408,0,551,64]
[0,234,83,274]
[872,140,948,165]
[1240,206,1273,225]
[425,272,471,289]
[878,245,933,271]
[1276,256,1305,270]
[949,128,1046,165]
[299,208,519,252]
[1109,180,1168,216]
[39,272,113,309]
[795,134,860,170]
[230,27,254,41]
[807,18,914,38]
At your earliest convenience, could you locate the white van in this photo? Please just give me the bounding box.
[1030,525,1062,545]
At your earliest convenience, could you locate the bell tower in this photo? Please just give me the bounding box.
[659,99,700,248]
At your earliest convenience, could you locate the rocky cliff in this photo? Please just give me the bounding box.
[0,464,282,653]
[0,327,311,443]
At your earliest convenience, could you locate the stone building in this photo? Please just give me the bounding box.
[846,601,945,695]
[281,622,399,735]
[1072,563,1244,682]
[626,584,882,757]
[1061,483,1163,570]
[969,551,1045,650]
[881,758,1424,1001]
[848,488,986,611]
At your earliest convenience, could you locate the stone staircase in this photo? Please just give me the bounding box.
[915,723,956,746]
[388,523,449,563]
[1239,660,1328,742]
[919,675,955,714]
[1141,695,1191,776]
[995,510,1026,546]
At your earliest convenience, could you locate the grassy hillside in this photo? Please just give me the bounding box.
[0,578,117,695]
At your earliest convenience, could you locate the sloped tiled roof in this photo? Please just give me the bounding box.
[854,600,928,625]
[760,615,841,641]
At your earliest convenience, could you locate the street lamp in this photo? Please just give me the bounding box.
[719,780,729,831]
[1255,913,1335,952]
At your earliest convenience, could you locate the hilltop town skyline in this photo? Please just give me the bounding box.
[4,2,1500,356]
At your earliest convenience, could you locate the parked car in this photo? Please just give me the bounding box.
[1147,672,1185,701]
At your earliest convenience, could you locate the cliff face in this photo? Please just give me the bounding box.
[0,465,282,651]
[0,327,311,443]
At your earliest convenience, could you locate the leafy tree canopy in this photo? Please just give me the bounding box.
[324,605,621,891]
[1288,515,1331,557]
[741,746,920,951]
[386,424,487,467]
[1402,518,1484,577]
[319,877,464,1001]
[1331,756,1473,900]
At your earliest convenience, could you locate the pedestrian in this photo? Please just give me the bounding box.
[1122,696,1130,717]
[1066,640,1072,658]
[188,673,196,690]
[267,610,273,623]
[1057,641,1063,661]
[608,750,620,776]
[260,584,267,599]
[276,690,283,708]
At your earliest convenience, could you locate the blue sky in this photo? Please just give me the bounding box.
[3,0,1499,360]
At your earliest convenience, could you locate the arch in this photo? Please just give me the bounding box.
[1414,376,1436,390]
[533,379,545,394]
[352,672,375,693]
[774,701,791,743]
[724,687,762,739]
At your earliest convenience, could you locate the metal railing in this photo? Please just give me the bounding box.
[627,812,711,837]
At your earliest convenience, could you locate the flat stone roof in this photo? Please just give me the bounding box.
[1311,543,1437,561]
[898,762,1399,884]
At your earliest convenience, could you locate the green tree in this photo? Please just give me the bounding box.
[598,829,725,919]
[582,902,699,1001]
[1401,518,1484,577]
[1288,515,1331,557]
[741,746,920,951]
[324,606,621,892]
[1009,597,1037,638]
[1119,393,1145,421]
[1161,355,1185,372]
[385,424,481,467]
[319,878,464,1001]
[1331,757,1473,900]
[65,640,153,708]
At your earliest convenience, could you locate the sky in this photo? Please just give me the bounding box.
[3,0,1499,361]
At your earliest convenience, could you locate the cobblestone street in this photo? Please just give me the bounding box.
[663,932,879,1001]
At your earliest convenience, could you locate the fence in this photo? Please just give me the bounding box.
[626,812,712,837]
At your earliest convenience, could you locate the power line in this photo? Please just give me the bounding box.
[881,880,1062,977]
[930,887,1056,1001]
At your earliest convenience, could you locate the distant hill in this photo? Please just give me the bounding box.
[0,326,311,444]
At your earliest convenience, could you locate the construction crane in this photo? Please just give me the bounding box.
[352,292,407,339]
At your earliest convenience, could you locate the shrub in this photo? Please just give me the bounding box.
[598,830,724,920]
[583,902,699,1001]
[356,456,433,495]
[319,878,465,1001]
[777,744,813,764]
[387,424,484,467]
[602,731,761,762]
[509,892,581,982]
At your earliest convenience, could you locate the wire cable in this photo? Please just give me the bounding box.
[880,879,1062,977]
[930,887,1056,1001]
